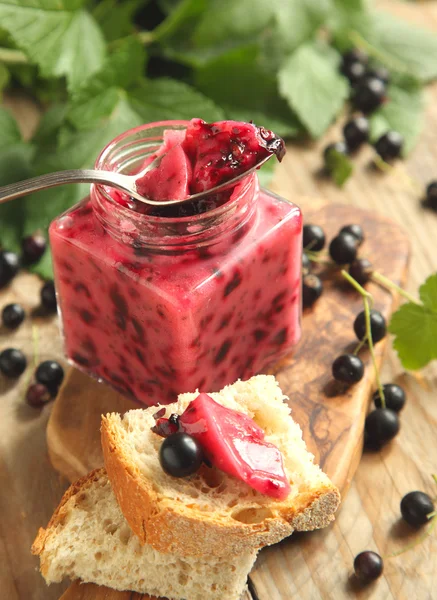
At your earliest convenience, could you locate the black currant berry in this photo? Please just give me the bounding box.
[352,77,386,113]
[303,224,326,252]
[2,303,25,329]
[0,251,20,288]
[354,309,386,343]
[302,274,323,308]
[343,117,369,152]
[21,233,47,264]
[349,258,373,286]
[41,280,57,312]
[425,181,437,210]
[26,383,52,408]
[364,408,400,450]
[324,141,349,172]
[159,432,204,477]
[354,551,383,583]
[374,131,403,162]
[0,348,27,378]
[332,354,364,384]
[35,360,64,391]
[341,60,366,84]
[365,65,390,86]
[339,224,364,246]
[400,491,435,527]
[373,384,406,412]
[302,252,311,276]
[329,232,358,264]
[341,48,369,68]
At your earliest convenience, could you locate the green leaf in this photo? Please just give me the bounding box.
[325,146,353,187]
[0,142,35,251]
[389,274,437,370]
[272,0,332,55]
[28,242,53,279]
[257,157,277,188]
[192,0,274,48]
[129,77,225,122]
[278,41,348,138]
[370,79,424,156]
[0,107,22,148]
[330,0,373,52]
[364,11,437,83]
[195,45,301,137]
[153,0,206,43]
[93,0,143,42]
[0,1,106,91]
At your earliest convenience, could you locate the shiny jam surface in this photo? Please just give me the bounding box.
[50,186,302,406]
[178,393,291,500]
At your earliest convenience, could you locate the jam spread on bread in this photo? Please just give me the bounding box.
[153,393,291,500]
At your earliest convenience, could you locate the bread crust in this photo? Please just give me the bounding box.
[101,416,340,558]
[31,469,105,575]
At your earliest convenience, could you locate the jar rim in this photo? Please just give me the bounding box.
[92,120,256,225]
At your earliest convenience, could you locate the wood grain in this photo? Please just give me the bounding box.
[1,2,437,599]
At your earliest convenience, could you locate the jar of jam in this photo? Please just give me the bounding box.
[50,121,302,406]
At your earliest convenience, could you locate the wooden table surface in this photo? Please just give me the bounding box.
[1,1,437,599]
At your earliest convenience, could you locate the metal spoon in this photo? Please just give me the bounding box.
[0,154,272,207]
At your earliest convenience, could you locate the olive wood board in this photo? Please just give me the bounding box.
[49,202,410,600]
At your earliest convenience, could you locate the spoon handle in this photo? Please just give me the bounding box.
[0,169,134,204]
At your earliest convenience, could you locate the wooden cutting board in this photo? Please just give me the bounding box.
[49,202,409,600]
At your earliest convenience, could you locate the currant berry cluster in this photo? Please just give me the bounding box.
[303,222,407,451]
[324,48,403,180]
[354,478,436,584]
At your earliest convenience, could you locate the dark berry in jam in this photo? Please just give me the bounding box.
[349,258,373,286]
[21,233,47,264]
[159,432,204,477]
[339,224,364,246]
[0,348,27,378]
[373,384,406,412]
[425,181,437,210]
[41,280,57,312]
[329,232,358,264]
[2,303,25,329]
[341,60,366,84]
[332,354,364,384]
[341,48,369,68]
[365,65,390,86]
[26,383,52,407]
[0,251,20,288]
[364,408,400,450]
[302,274,323,308]
[354,309,386,343]
[302,252,311,276]
[303,224,325,251]
[343,117,369,152]
[374,131,404,161]
[400,491,435,527]
[352,77,386,113]
[35,360,64,391]
[324,141,348,172]
[354,551,383,583]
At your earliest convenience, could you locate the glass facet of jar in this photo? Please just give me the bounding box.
[49,121,302,406]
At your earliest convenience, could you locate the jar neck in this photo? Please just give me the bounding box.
[89,122,259,254]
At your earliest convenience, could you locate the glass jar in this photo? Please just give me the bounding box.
[49,121,302,406]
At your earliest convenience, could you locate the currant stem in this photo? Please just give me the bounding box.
[32,324,39,367]
[373,155,423,197]
[341,270,372,299]
[304,250,333,266]
[353,337,367,355]
[372,271,420,305]
[387,515,437,558]
[0,47,28,64]
[363,295,386,408]
[432,474,437,487]
[428,511,437,519]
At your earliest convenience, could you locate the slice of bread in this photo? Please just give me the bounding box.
[32,469,257,600]
[101,375,340,558]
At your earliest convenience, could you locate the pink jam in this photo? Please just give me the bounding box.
[49,120,302,406]
[177,393,290,500]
